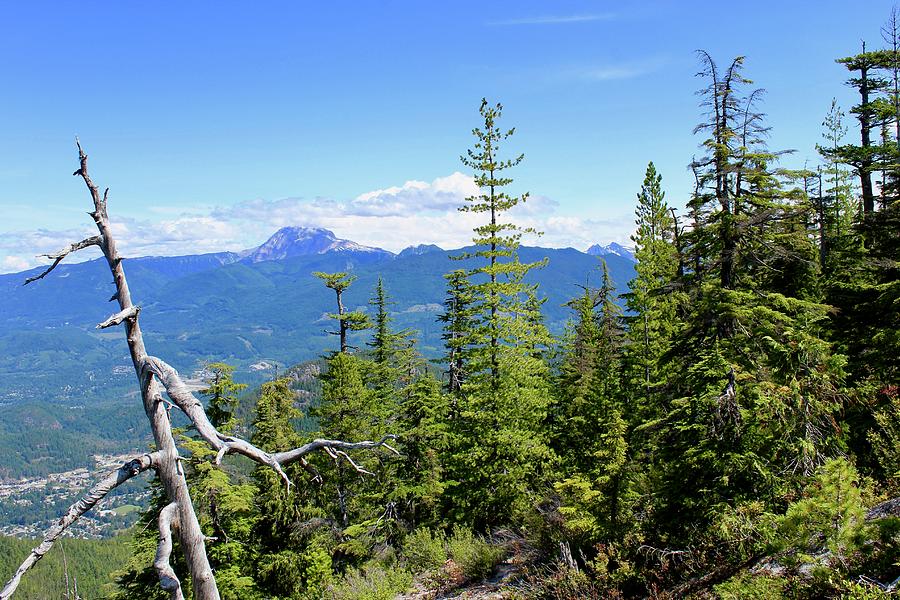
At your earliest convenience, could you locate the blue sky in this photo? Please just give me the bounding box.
[0,1,893,272]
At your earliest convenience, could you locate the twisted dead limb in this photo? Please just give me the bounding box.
[23,236,102,284]
[4,141,399,599]
[0,453,159,600]
[145,355,400,484]
[154,503,184,600]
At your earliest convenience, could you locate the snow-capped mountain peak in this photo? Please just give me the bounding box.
[586,242,636,263]
[245,226,392,263]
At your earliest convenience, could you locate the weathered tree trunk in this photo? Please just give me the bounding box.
[2,142,398,600]
[75,139,219,599]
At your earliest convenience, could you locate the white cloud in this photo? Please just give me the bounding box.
[2,255,32,272]
[0,172,634,273]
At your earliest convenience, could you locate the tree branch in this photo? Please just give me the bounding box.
[23,236,102,285]
[0,453,159,600]
[143,356,399,485]
[97,305,140,329]
[154,503,184,600]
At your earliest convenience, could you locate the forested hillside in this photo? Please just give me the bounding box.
[5,13,900,600]
[0,536,129,599]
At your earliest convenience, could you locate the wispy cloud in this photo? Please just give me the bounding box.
[559,57,669,83]
[488,13,614,26]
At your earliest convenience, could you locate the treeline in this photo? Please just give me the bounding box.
[104,21,900,600]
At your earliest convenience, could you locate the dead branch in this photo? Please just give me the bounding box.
[23,236,102,285]
[0,453,159,600]
[97,306,141,329]
[5,141,399,600]
[274,435,401,467]
[144,355,399,482]
[97,305,140,329]
[638,544,691,565]
[154,503,184,600]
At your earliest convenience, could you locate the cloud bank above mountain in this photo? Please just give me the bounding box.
[1,172,632,273]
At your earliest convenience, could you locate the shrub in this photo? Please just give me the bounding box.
[714,573,789,600]
[447,526,504,581]
[777,458,872,571]
[328,562,413,600]
[403,528,447,573]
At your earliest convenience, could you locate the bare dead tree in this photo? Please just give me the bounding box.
[0,141,398,600]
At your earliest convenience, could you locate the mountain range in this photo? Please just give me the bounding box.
[0,227,636,407]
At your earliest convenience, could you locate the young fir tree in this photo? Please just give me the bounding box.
[251,378,332,599]
[391,372,448,530]
[443,98,554,529]
[314,351,395,553]
[623,162,679,426]
[438,269,477,398]
[552,261,633,554]
[367,277,417,402]
[313,271,371,354]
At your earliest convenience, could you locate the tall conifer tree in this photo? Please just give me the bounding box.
[442,99,554,529]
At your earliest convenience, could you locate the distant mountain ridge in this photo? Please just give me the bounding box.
[0,227,637,408]
[0,228,637,479]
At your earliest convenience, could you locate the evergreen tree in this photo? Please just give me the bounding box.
[827,43,887,217]
[623,162,679,425]
[313,271,371,354]
[367,277,417,402]
[251,378,331,599]
[438,269,476,397]
[314,352,397,555]
[456,98,547,389]
[201,363,246,436]
[552,261,634,553]
[182,364,259,599]
[442,99,554,529]
[651,54,848,561]
[816,100,862,276]
[392,372,449,530]
[112,366,260,600]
